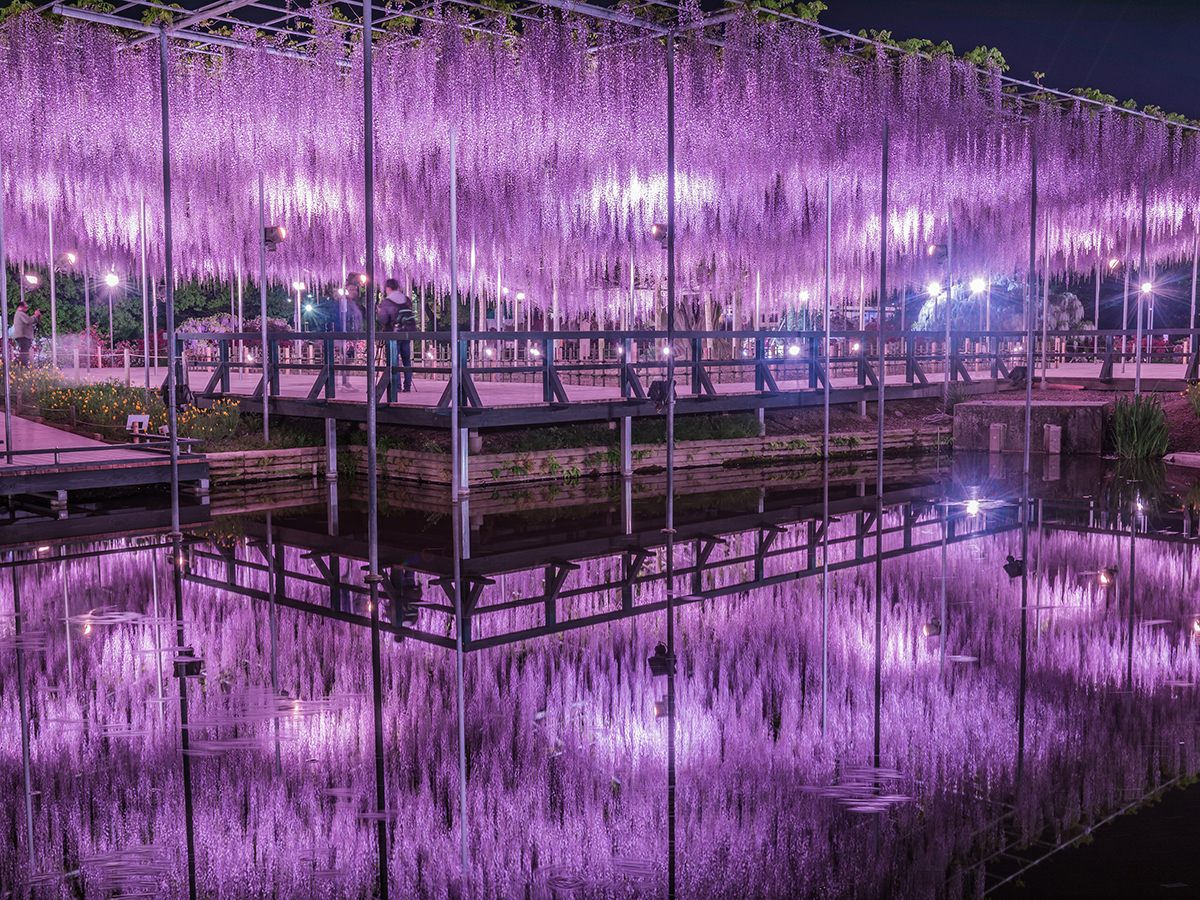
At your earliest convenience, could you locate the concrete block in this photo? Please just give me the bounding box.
[1043,424,1063,455]
[989,423,1007,453]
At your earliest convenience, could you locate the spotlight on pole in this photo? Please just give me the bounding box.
[969,277,986,293]
[651,223,669,245]
[788,344,801,357]
[1098,567,1117,586]
[104,272,119,288]
[922,616,942,638]
[1107,258,1121,270]
[799,290,810,302]
[23,273,40,287]
[927,281,942,297]
[263,225,286,251]
[515,291,526,301]
[1141,281,1153,294]
[1003,555,1025,579]
[965,499,981,516]
[292,281,306,292]
[927,243,947,260]
[55,251,77,269]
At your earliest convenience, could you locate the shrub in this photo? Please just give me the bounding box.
[1182,381,1200,420]
[1110,394,1168,458]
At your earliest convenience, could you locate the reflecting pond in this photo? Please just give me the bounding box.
[3,454,1200,898]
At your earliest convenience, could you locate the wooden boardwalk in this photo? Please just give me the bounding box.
[0,414,208,497]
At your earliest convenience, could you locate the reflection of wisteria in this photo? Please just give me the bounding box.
[1,520,1199,897]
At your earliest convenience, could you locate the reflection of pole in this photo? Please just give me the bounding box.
[939,502,948,677]
[159,27,180,536]
[12,559,35,871]
[62,555,73,693]
[266,511,282,776]
[151,545,164,715]
[452,499,469,884]
[171,534,198,900]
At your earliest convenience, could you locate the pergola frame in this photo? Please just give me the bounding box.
[40,0,1197,134]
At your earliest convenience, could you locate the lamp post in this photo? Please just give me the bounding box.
[52,251,77,371]
[292,280,305,332]
[105,272,120,352]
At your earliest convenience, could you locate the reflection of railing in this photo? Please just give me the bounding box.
[185,484,1003,650]
[172,326,1200,411]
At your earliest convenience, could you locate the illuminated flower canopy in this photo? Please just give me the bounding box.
[0,8,1194,316]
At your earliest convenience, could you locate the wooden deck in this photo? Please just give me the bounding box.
[0,415,209,497]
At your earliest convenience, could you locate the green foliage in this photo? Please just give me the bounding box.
[1183,381,1200,420]
[736,0,826,22]
[1110,394,1169,458]
[962,45,1008,71]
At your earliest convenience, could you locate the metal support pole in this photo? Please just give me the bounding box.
[1093,257,1101,357]
[259,175,270,445]
[159,27,180,536]
[1121,224,1131,373]
[141,196,150,396]
[362,5,388,898]
[664,30,678,900]
[49,208,57,369]
[1136,172,1148,395]
[1025,147,1037,481]
[1191,231,1198,357]
[877,120,888,489]
[84,262,91,369]
[450,127,463,501]
[944,212,952,403]
[821,174,831,735]
[0,149,11,465]
[1040,214,1049,389]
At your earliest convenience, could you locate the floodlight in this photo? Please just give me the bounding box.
[23,273,39,286]
[851,342,860,351]
[516,291,526,301]
[927,281,942,296]
[1141,282,1153,294]
[651,223,668,243]
[1098,567,1117,585]
[927,243,947,260]
[292,281,306,291]
[304,303,313,312]
[653,698,673,718]
[1003,554,1025,579]
[55,251,77,269]
[529,345,541,357]
[788,344,801,357]
[969,277,986,293]
[1108,258,1121,270]
[922,617,941,637]
[799,290,810,302]
[263,225,286,251]
[662,346,671,356]
[965,499,980,516]
[104,272,119,288]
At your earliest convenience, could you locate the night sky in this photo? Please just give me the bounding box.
[819,0,1200,120]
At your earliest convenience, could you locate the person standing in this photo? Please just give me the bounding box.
[12,300,41,366]
[386,278,417,392]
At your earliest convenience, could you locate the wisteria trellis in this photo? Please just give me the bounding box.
[1,7,1198,319]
